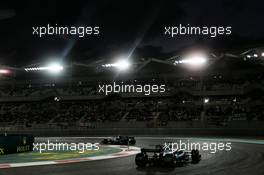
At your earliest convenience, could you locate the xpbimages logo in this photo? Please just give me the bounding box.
[98,82,166,95]
[33,140,100,153]
[32,24,100,38]
[164,24,232,38]
[163,140,232,154]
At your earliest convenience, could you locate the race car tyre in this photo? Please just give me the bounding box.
[191,149,201,163]
[163,154,176,167]
[135,153,148,167]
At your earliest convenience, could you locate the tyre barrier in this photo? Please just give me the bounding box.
[0,134,34,155]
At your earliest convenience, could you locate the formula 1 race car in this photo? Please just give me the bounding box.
[135,145,201,167]
[101,135,136,145]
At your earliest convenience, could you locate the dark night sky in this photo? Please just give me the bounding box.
[0,0,264,66]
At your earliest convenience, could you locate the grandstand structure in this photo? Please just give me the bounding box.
[0,51,264,136]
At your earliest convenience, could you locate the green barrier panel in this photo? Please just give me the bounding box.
[0,134,34,155]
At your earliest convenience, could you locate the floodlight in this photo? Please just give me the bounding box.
[24,62,63,74]
[0,69,10,74]
[174,52,207,67]
[47,63,63,73]
[183,53,207,65]
[102,57,131,71]
[262,52,264,57]
[114,59,130,71]
[204,98,209,104]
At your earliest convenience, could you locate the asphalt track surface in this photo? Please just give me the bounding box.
[1,137,264,175]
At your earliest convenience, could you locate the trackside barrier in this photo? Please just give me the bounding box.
[0,134,34,155]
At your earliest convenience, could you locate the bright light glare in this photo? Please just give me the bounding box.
[24,63,63,73]
[0,69,10,74]
[204,98,209,104]
[102,59,131,71]
[114,59,130,70]
[262,52,264,57]
[47,63,64,73]
[175,53,207,66]
[183,53,207,65]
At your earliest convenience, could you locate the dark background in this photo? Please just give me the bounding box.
[0,0,264,66]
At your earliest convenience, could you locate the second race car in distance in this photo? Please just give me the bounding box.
[101,135,136,145]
